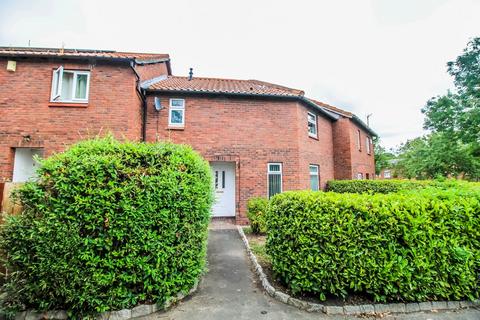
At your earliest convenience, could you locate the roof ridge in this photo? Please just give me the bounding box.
[165,75,302,94]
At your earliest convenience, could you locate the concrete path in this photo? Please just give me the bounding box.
[138,224,480,320]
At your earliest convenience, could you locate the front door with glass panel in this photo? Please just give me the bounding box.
[210,162,235,217]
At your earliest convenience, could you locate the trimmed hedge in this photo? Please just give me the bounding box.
[246,197,269,234]
[266,189,480,302]
[0,137,213,316]
[326,179,431,194]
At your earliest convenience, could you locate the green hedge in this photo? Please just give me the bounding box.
[246,197,269,234]
[266,189,480,302]
[326,179,432,194]
[0,137,213,316]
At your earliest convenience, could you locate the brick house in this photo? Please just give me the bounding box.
[0,47,376,223]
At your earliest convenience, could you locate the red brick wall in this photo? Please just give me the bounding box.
[332,118,353,179]
[349,122,375,179]
[332,117,375,179]
[296,106,335,189]
[145,94,338,223]
[0,58,143,182]
[135,62,170,81]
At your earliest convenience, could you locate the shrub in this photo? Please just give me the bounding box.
[327,179,479,194]
[326,179,431,194]
[266,189,480,302]
[246,197,269,234]
[0,137,213,316]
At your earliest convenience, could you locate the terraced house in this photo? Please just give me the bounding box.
[0,47,376,223]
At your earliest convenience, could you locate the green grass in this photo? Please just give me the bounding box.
[250,242,271,266]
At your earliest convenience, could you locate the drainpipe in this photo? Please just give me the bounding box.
[130,61,147,142]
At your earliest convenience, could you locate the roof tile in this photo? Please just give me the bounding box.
[148,76,304,97]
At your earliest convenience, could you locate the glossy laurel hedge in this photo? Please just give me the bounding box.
[246,197,269,234]
[266,189,480,302]
[326,179,433,194]
[0,137,213,316]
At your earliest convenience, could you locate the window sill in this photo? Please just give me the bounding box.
[49,102,89,108]
[308,134,319,140]
[167,126,185,130]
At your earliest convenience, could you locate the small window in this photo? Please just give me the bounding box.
[356,172,363,180]
[384,170,391,179]
[51,67,90,102]
[366,173,370,180]
[169,98,185,126]
[356,130,361,151]
[309,165,319,191]
[267,163,282,198]
[307,112,317,138]
[366,137,371,154]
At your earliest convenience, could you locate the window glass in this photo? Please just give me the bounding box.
[309,165,319,191]
[171,99,185,107]
[268,163,282,198]
[357,130,361,150]
[170,110,184,124]
[60,72,74,101]
[308,113,317,137]
[75,74,88,99]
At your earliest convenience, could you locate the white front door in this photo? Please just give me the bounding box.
[210,162,235,217]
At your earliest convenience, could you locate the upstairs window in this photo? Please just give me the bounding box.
[307,112,317,138]
[267,163,282,198]
[51,66,90,102]
[356,129,361,151]
[309,165,319,191]
[169,98,185,126]
[366,136,372,154]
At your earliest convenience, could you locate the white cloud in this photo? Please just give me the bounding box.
[1,0,478,148]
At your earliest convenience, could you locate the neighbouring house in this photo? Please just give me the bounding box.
[377,159,400,180]
[0,47,376,223]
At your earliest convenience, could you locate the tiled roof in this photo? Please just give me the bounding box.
[307,98,353,117]
[147,76,305,97]
[0,47,169,64]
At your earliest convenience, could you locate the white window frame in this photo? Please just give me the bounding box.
[168,98,185,127]
[307,112,318,138]
[366,136,371,154]
[267,163,283,198]
[384,170,391,179]
[356,172,363,180]
[50,67,90,103]
[309,164,319,191]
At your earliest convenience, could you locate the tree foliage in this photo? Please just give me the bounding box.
[422,37,480,146]
[396,133,480,180]
[373,137,395,175]
[397,37,480,179]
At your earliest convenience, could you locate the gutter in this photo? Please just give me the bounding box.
[351,114,377,137]
[130,61,148,142]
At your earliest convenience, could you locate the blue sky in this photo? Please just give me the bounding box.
[1,0,479,149]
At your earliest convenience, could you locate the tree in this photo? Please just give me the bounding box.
[422,37,480,146]
[396,133,480,180]
[373,137,395,175]
[409,37,480,180]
